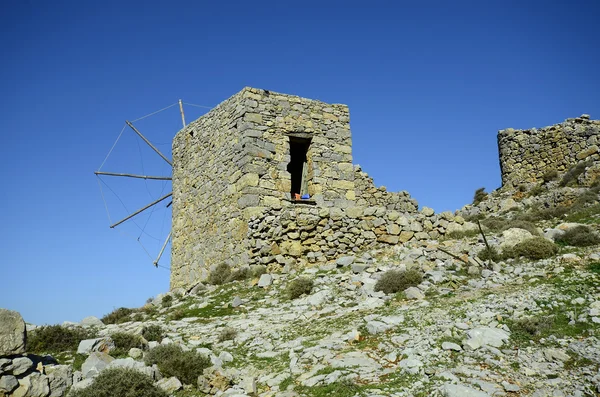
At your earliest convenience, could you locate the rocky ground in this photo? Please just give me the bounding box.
[3,180,600,396]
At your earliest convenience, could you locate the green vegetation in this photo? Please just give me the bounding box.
[69,367,168,397]
[217,327,238,342]
[227,267,250,282]
[588,262,600,274]
[508,312,593,345]
[101,307,138,325]
[208,263,232,285]
[555,225,600,247]
[144,344,210,385]
[472,187,488,205]
[142,325,165,342]
[481,217,539,236]
[286,277,314,299]
[374,269,423,294]
[110,332,144,357]
[478,246,501,262]
[528,184,546,197]
[28,325,97,355]
[161,295,174,308]
[502,237,558,260]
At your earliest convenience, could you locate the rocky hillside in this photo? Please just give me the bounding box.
[2,172,600,396]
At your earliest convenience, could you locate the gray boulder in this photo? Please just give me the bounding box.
[80,316,104,328]
[156,376,182,393]
[404,287,425,300]
[465,328,510,349]
[0,375,18,394]
[257,274,272,287]
[8,356,34,376]
[0,309,27,356]
[45,365,72,397]
[500,228,533,249]
[12,372,50,397]
[77,337,114,355]
[82,352,114,379]
[336,256,355,267]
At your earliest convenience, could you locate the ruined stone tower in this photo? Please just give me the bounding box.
[171,87,445,290]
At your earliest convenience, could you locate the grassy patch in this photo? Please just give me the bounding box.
[587,262,600,274]
[110,332,144,357]
[294,378,360,397]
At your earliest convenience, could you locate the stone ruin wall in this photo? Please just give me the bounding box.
[173,87,424,289]
[246,205,464,270]
[498,114,600,188]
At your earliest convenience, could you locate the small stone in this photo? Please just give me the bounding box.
[231,296,243,308]
[128,348,143,359]
[336,256,355,266]
[442,342,462,351]
[404,287,425,300]
[156,376,182,393]
[502,381,520,392]
[8,357,34,376]
[257,274,272,287]
[0,375,19,393]
[544,348,570,362]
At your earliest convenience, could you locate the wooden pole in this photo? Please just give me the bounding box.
[94,171,171,181]
[110,192,173,228]
[153,231,171,267]
[178,99,186,128]
[125,121,172,166]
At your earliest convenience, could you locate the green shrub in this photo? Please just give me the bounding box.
[472,187,488,205]
[142,325,165,342]
[161,295,173,308]
[251,265,267,278]
[28,325,97,354]
[542,169,558,183]
[69,367,168,397]
[528,184,545,197]
[478,246,501,262]
[502,237,558,260]
[111,332,144,356]
[374,269,423,294]
[101,307,137,325]
[559,161,590,187]
[217,327,238,342]
[286,277,314,299]
[555,225,600,247]
[208,263,231,285]
[227,267,250,282]
[167,308,186,321]
[144,344,210,385]
[512,316,553,338]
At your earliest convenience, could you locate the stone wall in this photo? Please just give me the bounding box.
[246,204,468,269]
[353,166,418,212]
[172,87,395,289]
[498,114,600,188]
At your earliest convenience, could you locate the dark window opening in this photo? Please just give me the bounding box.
[287,137,311,199]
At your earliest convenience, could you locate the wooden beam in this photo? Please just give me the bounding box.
[125,120,172,166]
[95,171,171,181]
[153,231,171,267]
[110,192,173,228]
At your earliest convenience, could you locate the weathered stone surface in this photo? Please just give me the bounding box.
[0,375,18,393]
[465,328,510,349]
[0,309,26,356]
[82,352,114,379]
[80,316,104,328]
[12,372,49,397]
[405,287,425,300]
[156,376,182,393]
[8,357,33,376]
[441,383,491,397]
[77,337,114,355]
[500,228,533,249]
[45,365,72,397]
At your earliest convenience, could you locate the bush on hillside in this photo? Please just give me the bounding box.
[542,169,559,183]
[286,277,314,300]
[161,295,173,308]
[101,307,138,325]
[217,327,238,342]
[69,367,167,397]
[110,332,144,356]
[227,267,251,282]
[142,325,165,342]
[502,237,558,260]
[28,325,97,354]
[208,263,232,285]
[374,269,423,295]
[478,246,501,262]
[472,188,488,205]
[144,344,210,385]
[481,217,539,236]
[555,225,600,247]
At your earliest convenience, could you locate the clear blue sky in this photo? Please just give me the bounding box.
[2,0,598,325]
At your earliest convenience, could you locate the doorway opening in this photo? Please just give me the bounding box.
[287,137,311,199]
